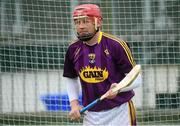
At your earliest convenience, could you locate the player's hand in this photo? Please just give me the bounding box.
[105,83,118,99]
[69,100,82,121]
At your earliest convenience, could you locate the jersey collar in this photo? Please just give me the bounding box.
[98,31,103,44]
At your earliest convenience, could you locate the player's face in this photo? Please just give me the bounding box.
[74,17,96,37]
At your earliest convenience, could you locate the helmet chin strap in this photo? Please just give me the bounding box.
[77,29,99,41]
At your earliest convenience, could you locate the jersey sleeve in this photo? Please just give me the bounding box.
[113,40,136,74]
[63,47,78,78]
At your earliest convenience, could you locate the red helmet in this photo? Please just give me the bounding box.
[73,4,102,20]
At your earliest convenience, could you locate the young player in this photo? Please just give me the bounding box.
[63,4,142,126]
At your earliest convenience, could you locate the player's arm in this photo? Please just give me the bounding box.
[115,39,140,84]
[64,77,81,120]
[63,47,82,120]
[106,65,142,99]
[106,69,142,99]
[107,40,141,99]
[119,72,142,92]
[115,42,142,92]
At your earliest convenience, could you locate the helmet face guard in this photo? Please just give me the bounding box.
[73,4,102,41]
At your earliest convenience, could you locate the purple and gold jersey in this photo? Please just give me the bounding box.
[63,32,136,111]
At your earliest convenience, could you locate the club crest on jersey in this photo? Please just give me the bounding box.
[79,66,109,83]
[88,53,96,64]
[104,49,110,56]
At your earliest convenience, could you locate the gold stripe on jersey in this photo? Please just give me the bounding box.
[120,40,136,67]
[102,32,136,66]
[128,100,136,126]
[128,102,132,126]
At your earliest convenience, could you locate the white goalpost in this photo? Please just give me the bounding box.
[0,0,180,125]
